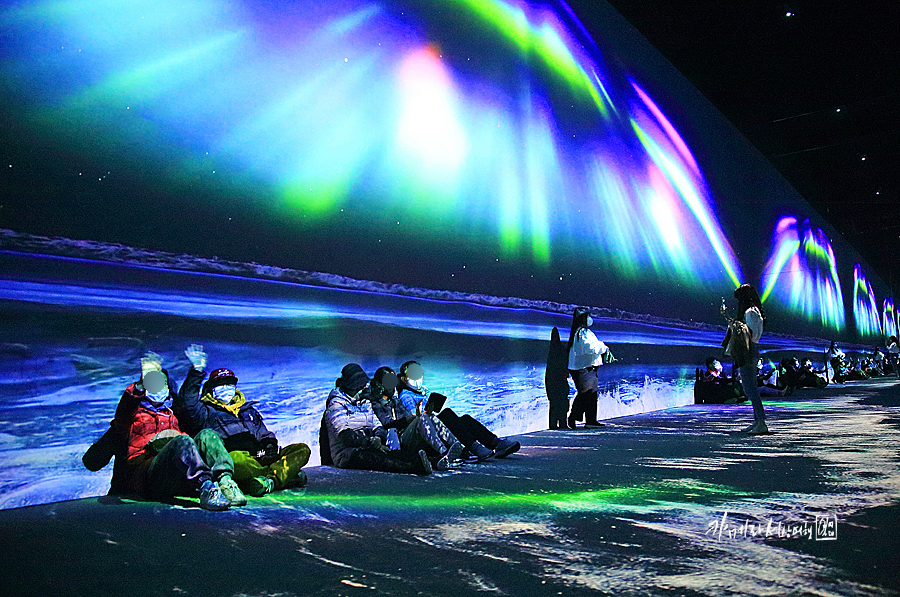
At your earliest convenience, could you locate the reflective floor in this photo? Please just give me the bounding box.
[1,378,898,596]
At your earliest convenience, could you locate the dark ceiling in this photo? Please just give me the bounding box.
[570,0,900,294]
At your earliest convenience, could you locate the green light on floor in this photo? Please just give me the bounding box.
[271,479,750,514]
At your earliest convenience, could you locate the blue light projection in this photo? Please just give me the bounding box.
[1,0,741,290]
[761,217,845,331]
[852,264,881,337]
[884,298,899,339]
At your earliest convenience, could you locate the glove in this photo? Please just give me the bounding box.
[141,351,163,378]
[367,436,390,453]
[184,344,207,371]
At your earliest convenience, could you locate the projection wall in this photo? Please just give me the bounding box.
[0,0,896,508]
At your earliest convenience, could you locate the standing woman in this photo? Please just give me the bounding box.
[730,284,769,435]
[567,307,610,429]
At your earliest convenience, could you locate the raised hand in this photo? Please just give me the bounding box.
[184,344,207,370]
[141,351,163,377]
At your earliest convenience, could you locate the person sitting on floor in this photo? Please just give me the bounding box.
[755,359,786,397]
[860,357,882,378]
[396,361,520,461]
[846,358,870,381]
[176,345,310,497]
[872,347,887,373]
[757,359,778,389]
[694,357,741,404]
[82,350,239,511]
[777,358,802,395]
[367,366,463,471]
[798,358,829,387]
[321,364,432,475]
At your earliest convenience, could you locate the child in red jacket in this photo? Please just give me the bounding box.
[83,351,244,510]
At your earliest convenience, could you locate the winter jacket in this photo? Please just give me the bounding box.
[397,386,427,419]
[175,367,277,460]
[83,371,183,495]
[369,390,415,431]
[323,387,385,468]
[568,328,608,370]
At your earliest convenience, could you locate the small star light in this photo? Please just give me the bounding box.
[786,11,793,17]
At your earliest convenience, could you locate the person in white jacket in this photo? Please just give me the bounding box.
[887,335,899,377]
[567,307,611,429]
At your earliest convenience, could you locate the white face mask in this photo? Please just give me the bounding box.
[407,377,424,392]
[713,361,723,373]
[212,384,236,404]
[146,386,169,406]
[586,316,593,327]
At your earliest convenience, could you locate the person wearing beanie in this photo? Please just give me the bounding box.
[396,361,520,462]
[175,345,311,497]
[321,364,433,475]
[82,351,236,511]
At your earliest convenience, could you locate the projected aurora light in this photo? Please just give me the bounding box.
[884,298,899,338]
[1,0,896,515]
[761,217,845,331]
[853,264,881,337]
[1,0,741,293]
